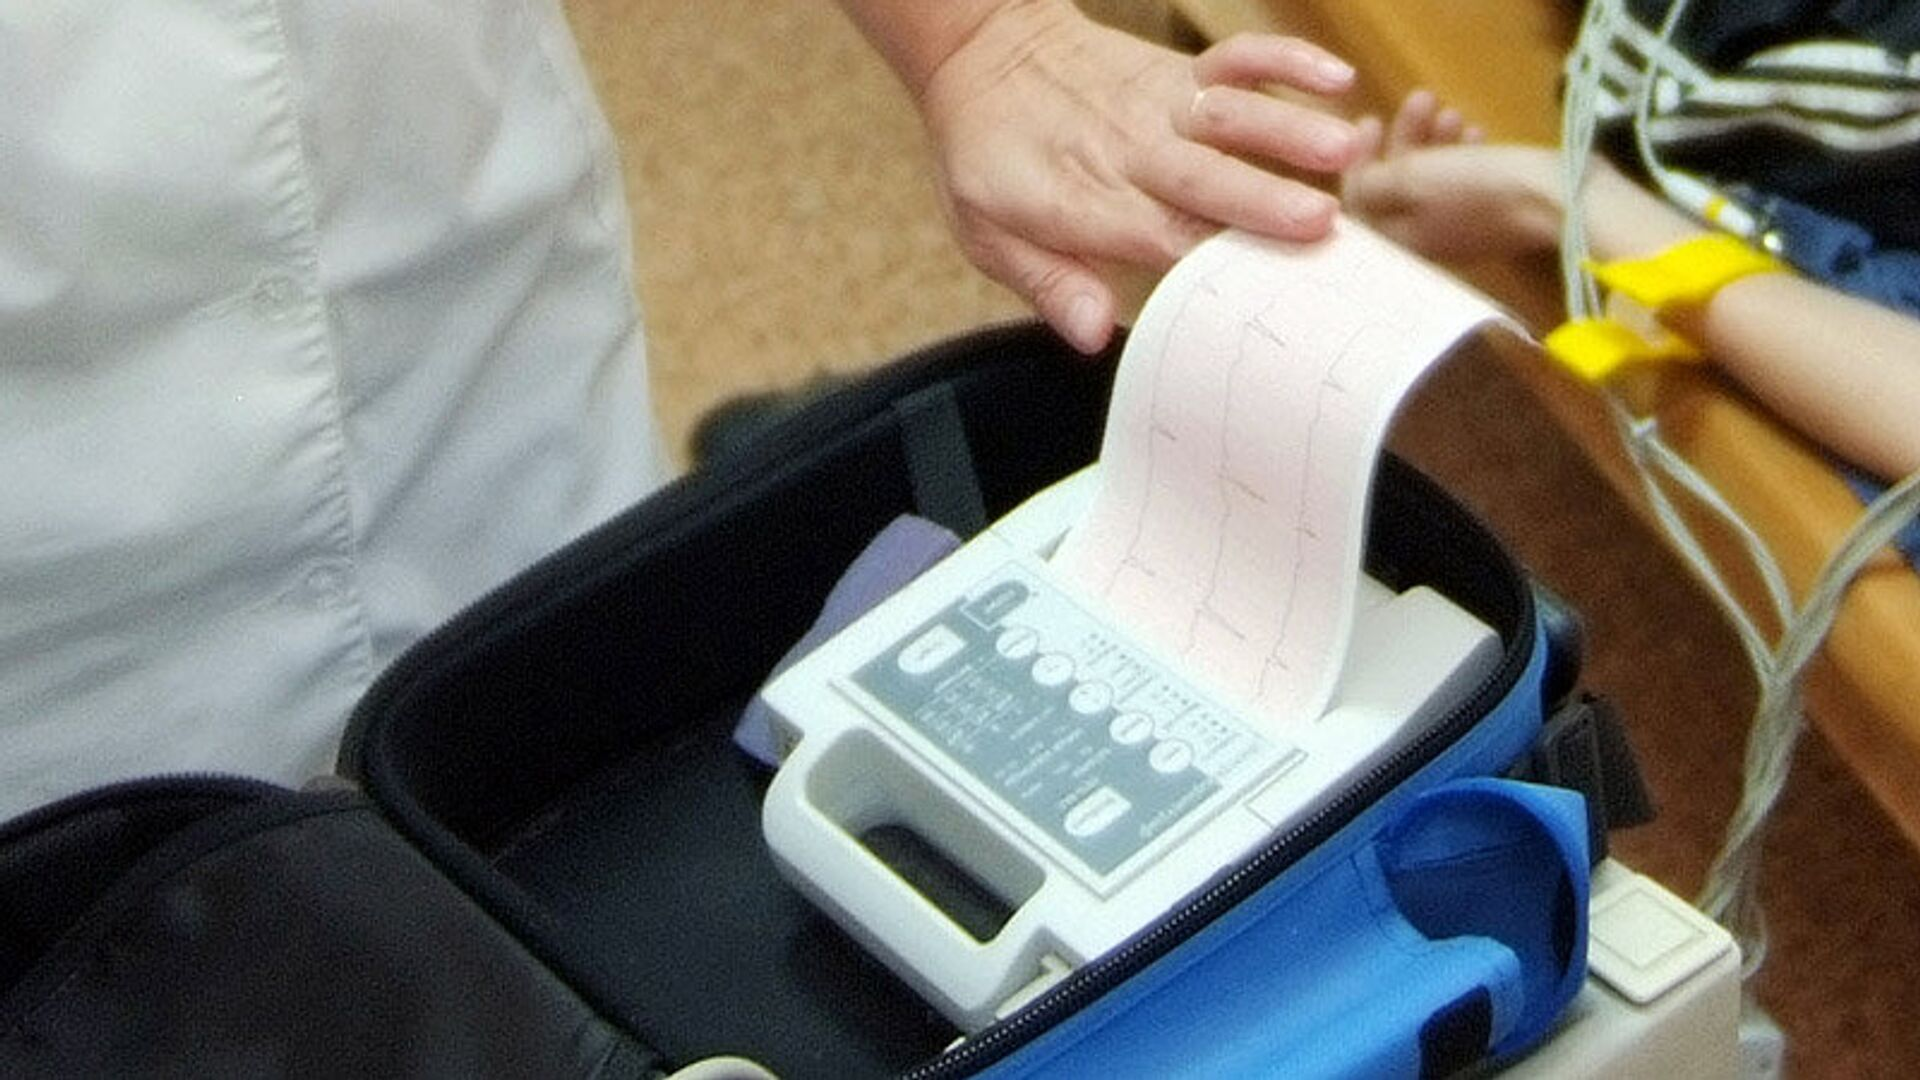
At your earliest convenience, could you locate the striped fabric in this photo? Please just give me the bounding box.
[1576,0,1920,247]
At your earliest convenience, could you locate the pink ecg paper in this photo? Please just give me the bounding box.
[1052,221,1517,731]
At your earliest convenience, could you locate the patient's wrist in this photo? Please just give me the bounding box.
[1580,161,1704,262]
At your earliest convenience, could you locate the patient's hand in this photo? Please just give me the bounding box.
[1342,90,1565,263]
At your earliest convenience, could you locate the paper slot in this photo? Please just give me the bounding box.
[1052,221,1519,731]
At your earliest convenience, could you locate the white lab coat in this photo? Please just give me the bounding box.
[0,1,669,818]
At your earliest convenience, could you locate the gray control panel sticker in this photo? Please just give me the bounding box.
[853,564,1269,880]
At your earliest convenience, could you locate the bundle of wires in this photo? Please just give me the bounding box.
[1557,0,1920,983]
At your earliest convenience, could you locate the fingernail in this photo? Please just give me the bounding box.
[1065,294,1106,353]
[1188,86,1212,124]
[1317,56,1355,84]
[1315,121,1359,164]
[1353,115,1383,156]
[1288,192,1339,231]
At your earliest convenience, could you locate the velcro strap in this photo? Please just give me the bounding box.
[1512,695,1658,864]
[895,383,988,537]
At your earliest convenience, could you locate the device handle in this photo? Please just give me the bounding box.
[761,729,1042,1030]
[1379,777,1592,1061]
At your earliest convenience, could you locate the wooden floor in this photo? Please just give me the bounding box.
[564,2,1920,1075]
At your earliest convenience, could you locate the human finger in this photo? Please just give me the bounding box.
[961,172,1219,272]
[1343,157,1421,217]
[1184,84,1364,174]
[1137,141,1340,242]
[966,226,1119,354]
[1193,33,1356,96]
[1431,106,1466,145]
[1386,88,1438,156]
[1340,115,1387,207]
[1351,114,1385,162]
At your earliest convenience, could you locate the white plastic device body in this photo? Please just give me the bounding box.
[1505,859,1742,1078]
[758,467,1502,1031]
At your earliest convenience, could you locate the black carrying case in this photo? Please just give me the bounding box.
[1,323,1616,1078]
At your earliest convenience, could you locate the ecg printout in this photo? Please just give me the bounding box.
[1051,222,1517,733]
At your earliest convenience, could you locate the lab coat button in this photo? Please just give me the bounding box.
[251,274,299,317]
[301,563,347,605]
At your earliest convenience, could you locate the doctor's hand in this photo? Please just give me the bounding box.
[844,0,1364,354]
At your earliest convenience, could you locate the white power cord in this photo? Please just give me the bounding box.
[1696,468,1920,972]
[1560,0,1920,1000]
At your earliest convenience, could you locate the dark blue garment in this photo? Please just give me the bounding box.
[1749,192,1920,318]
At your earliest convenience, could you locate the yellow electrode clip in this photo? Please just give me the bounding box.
[1544,311,1699,384]
[1588,232,1787,310]
[1545,232,1786,384]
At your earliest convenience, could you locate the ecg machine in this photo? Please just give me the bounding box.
[756,468,1502,1031]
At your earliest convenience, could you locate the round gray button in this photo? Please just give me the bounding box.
[1031,653,1076,688]
[1068,681,1113,715]
[1149,739,1195,775]
[1109,712,1155,746]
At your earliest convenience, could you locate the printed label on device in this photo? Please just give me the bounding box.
[846,561,1298,890]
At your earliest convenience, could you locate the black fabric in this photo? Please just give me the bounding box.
[1365,455,1532,643]
[0,775,280,995]
[483,715,957,1077]
[1625,0,1920,63]
[339,323,1113,849]
[0,779,654,1079]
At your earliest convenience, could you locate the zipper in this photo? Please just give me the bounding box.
[901,550,1537,1079]
[0,772,287,843]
